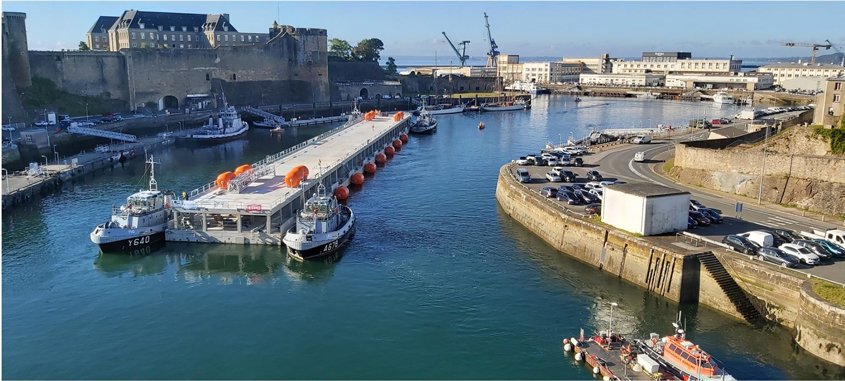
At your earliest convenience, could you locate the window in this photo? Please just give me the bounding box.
[171,34,175,41]
[217,34,221,41]
[206,73,210,81]
[158,26,163,31]
[834,95,841,103]
[163,34,168,41]
[182,26,187,32]
[232,73,236,80]
[170,26,175,32]
[187,35,192,42]
[180,44,184,49]
[150,32,154,39]
[241,35,245,42]
[225,34,229,41]
[835,82,842,90]
[180,35,183,42]
[248,35,252,42]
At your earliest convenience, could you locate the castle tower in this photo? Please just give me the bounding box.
[2,12,32,89]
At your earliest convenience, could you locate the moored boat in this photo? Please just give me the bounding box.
[90,155,169,253]
[481,99,529,111]
[180,94,248,143]
[410,110,437,134]
[712,90,735,105]
[420,103,465,115]
[283,184,356,262]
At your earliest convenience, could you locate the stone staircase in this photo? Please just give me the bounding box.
[697,252,762,323]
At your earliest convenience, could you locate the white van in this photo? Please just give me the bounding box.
[516,168,531,183]
[632,135,652,144]
[739,231,774,248]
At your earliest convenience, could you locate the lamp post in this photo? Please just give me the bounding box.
[41,155,48,166]
[54,145,59,164]
[608,302,618,337]
[757,125,770,204]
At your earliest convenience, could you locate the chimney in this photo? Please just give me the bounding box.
[223,13,230,22]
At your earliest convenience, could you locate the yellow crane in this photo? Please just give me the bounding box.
[782,41,832,64]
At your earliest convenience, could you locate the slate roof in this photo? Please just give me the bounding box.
[88,16,118,34]
[110,10,237,32]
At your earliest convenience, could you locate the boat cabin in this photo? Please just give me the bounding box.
[663,336,721,378]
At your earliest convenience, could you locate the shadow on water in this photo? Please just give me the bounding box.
[495,205,845,380]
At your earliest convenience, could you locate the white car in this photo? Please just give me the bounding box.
[515,157,530,165]
[584,181,603,190]
[589,188,604,200]
[551,166,565,176]
[546,171,562,182]
[779,243,819,265]
[634,152,645,162]
[599,180,616,188]
[546,156,559,166]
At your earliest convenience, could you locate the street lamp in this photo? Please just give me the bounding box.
[54,145,59,164]
[41,155,48,166]
[608,302,618,337]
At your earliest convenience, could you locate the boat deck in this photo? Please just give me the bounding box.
[571,336,678,381]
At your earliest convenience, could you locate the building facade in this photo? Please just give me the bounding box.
[665,72,773,90]
[813,75,845,128]
[521,62,581,84]
[496,54,522,85]
[87,10,270,51]
[562,54,612,74]
[758,63,845,86]
[613,51,741,75]
[579,73,665,87]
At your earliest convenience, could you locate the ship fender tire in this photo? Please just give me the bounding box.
[593,366,600,374]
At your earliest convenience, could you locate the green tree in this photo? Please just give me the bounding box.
[385,57,398,75]
[353,38,384,62]
[329,38,352,60]
[78,41,90,51]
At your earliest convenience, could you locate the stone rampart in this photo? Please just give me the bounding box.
[29,51,129,100]
[796,281,845,366]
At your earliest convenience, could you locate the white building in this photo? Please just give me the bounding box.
[665,72,773,90]
[562,54,612,74]
[612,51,741,75]
[758,63,845,86]
[521,62,582,84]
[601,183,691,236]
[497,54,522,85]
[579,73,665,87]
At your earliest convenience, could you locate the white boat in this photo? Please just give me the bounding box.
[90,155,169,253]
[712,90,735,105]
[481,99,529,111]
[181,94,249,143]
[420,103,465,115]
[410,110,437,134]
[283,184,356,262]
[636,91,659,99]
[505,81,549,95]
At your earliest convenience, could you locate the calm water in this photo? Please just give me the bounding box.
[4,96,843,379]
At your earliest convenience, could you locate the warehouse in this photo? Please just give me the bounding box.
[601,183,690,236]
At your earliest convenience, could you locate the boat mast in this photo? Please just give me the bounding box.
[148,155,159,191]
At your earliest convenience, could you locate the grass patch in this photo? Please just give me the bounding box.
[811,125,845,154]
[22,77,113,117]
[662,158,675,174]
[811,278,845,308]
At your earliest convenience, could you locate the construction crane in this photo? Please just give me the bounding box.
[826,39,845,67]
[483,12,499,68]
[442,32,470,67]
[782,41,832,64]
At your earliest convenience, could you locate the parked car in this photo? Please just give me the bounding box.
[792,240,834,262]
[812,239,845,259]
[516,157,530,165]
[722,235,760,254]
[634,152,645,162]
[698,208,723,224]
[557,185,576,194]
[570,183,586,191]
[772,228,802,242]
[587,170,603,181]
[575,189,599,204]
[779,244,820,265]
[584,182,602,190]
[689,211,712,226]
[599,180,616,188]
[546,171,562,182]
[516,168,531,183]
[738,230,774,248]
[757,247,799,268]
[688,217,698,230]
[588,188,603,201]
[526,154,540,165]
[584,203,602,215]
[689,200,722,214]
[559,170,577,182]
[573,157,584,167]
[540,186,558,198]
[556,190,582,205]
[546,156,559,166]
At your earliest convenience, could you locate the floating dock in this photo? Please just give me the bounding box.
[167,113,410,245]
[565,333,678,381]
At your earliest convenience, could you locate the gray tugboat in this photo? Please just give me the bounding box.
[283,183,355,261]
[90,155,169,253]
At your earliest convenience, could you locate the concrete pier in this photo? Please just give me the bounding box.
[167,113,410,245]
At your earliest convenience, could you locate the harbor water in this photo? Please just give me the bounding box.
[3,96,843,379]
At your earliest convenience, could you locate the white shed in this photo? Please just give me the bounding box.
[601,183,690,236]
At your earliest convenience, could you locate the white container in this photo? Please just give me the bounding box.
[637,354,660,374]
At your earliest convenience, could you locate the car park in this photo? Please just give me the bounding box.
[779,244,819,265]
[757,247,799,268]
[557,190,582,205]
[546,171,562,182]
[722,235,760,254]
[792,240,834,262]
[584,203,601,215]
[587,170,602,181]
[540,186,558,198]
[689,211,711,226]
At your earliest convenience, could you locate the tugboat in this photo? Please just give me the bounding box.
[90,155,169,253]
[181,92,249,143]
[409,110,437,134]
[636,312,734,381]
[283,183,355,261]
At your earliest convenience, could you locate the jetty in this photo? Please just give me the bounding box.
[167,112,410,245]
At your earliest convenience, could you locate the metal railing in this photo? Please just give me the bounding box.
[68,125,138,142]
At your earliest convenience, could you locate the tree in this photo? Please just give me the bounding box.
[78,41,90,51]
[353,38,384,62]
[385,57,397,75]
[329,38,352,60]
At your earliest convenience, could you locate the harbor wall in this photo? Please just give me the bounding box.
[399,75,497,96]
[29,51,130,101]
[797,282,845,366]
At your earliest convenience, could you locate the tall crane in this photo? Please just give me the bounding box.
[483,12,499,68]
[782,41,832,64]
[826,39,845,67]
[442,32,470,67]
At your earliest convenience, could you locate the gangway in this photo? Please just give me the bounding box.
[241,106,286,124]
[67,125,137,142]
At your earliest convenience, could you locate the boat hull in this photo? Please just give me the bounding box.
[176,128,248,145]
[95,230,166,253]
[481,104,527,111]
[424,106,465,115]
[410,122,437,134]
[285,215,356,262]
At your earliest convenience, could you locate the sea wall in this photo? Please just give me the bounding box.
[796,282,845,366]
[29,51,129,100]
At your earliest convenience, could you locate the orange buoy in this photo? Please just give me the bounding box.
[334,186,349,200]
[364,162,377,174]
[350,172,365,186]
[385,145,395,157]
[234,164,252,176]
[399,133,409,143]
[392,139,403,150]
[478,122,485,130]
[375,152,387,165]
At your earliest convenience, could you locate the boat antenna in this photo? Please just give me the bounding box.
[148,154,159,191]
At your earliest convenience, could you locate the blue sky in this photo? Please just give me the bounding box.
[5,1,845,60]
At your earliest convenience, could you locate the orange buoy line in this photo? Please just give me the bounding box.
[363,162,377,175]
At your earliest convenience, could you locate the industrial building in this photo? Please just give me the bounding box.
[562,54,613,74]
[497,54,522,85]
[613,52,741,75]
[521,61,581,84]
[813,75,845,128]
[579,73,665,87]
[758,63,845,86]
[665,72,774,90]
[601,183,690,236]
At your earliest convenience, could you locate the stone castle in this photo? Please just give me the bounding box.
[2,11,330,122]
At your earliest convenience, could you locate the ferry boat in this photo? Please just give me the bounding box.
[637,313,734,381]
[481,99,529,111]
[283,184,356,261]
[181,95,249,143]
[420,103,465,115]
[410,110,437,134]
[712,90,735,105]
[90,155,169,253]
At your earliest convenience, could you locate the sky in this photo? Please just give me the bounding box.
[4,1,845,61]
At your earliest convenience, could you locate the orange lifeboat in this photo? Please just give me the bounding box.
[399,133,409,143]
[285,165,309,188]
[375,152,387,165]
[392,111,404,121]
[334,186,349,201]
[385,145,395,157]
[216,171,236,189]
[350,172,365,186]
[234,164,252,176]
[392,139,403,150]
[363,162,377,174]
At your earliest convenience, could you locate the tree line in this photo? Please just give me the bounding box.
[330,38,396,74]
